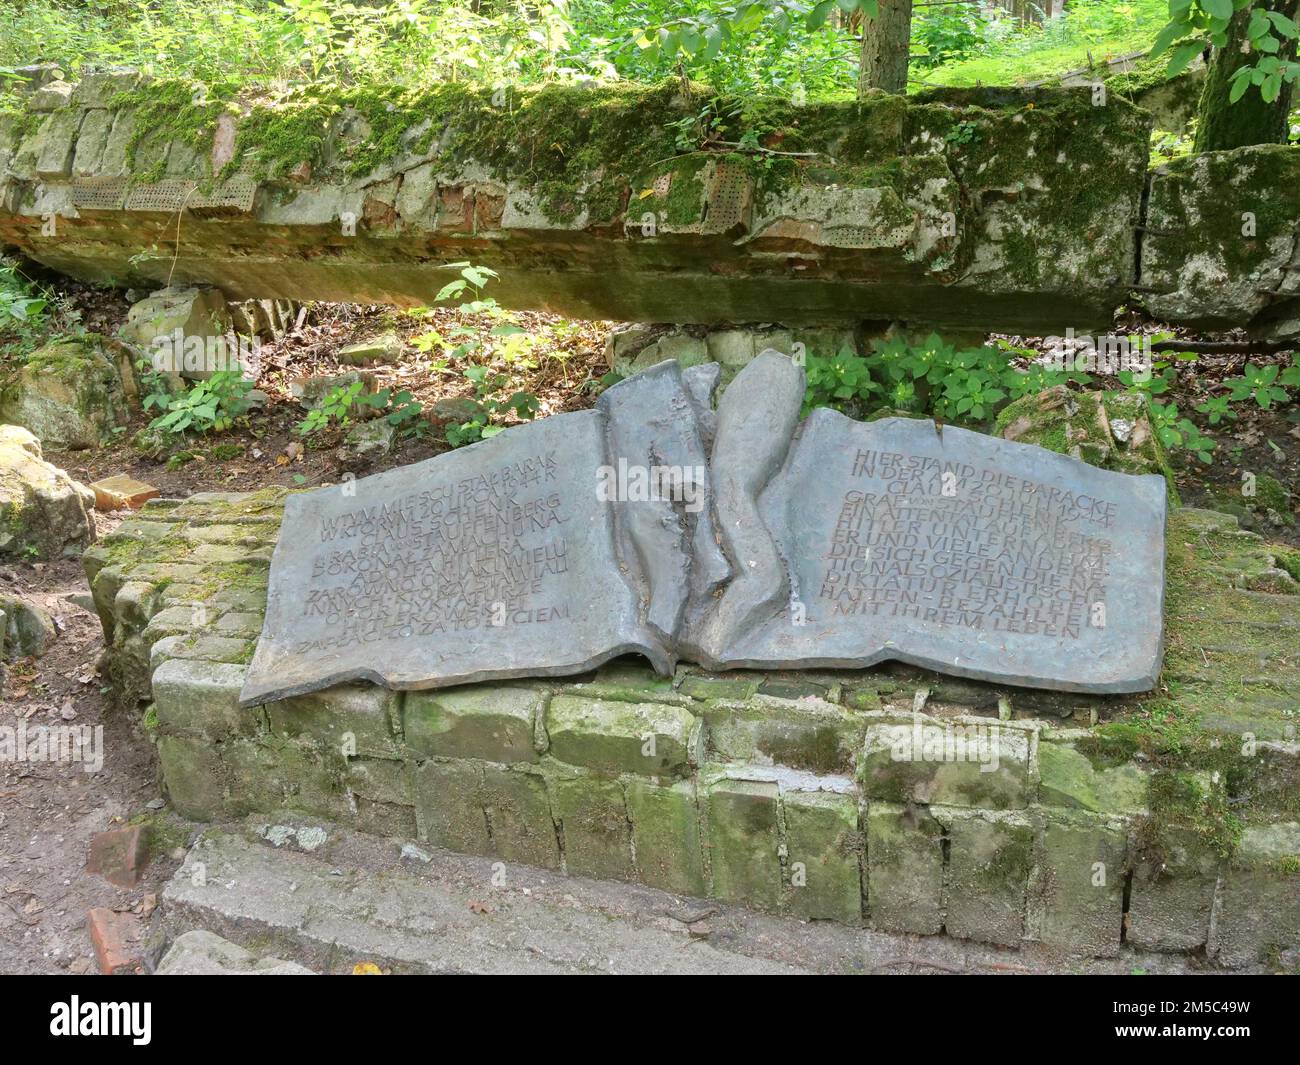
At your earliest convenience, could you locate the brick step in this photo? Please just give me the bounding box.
[155,819,1216,975]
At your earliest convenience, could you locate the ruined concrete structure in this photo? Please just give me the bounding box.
[2,70,1298,338]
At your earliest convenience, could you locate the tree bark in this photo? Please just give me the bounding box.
[1194,0,1299,152]
[858,0,914,97]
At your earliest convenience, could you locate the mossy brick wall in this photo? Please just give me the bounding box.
[0,73,1156,333]
[85,491,1300,964]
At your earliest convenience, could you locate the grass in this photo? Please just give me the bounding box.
[914,0,1169,90]
[2,0,1177,101]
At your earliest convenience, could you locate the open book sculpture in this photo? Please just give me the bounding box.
[240,351,1167,707]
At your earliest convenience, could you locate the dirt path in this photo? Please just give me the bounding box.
[0,554,179,975]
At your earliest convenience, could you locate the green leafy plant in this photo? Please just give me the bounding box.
[1281,355,1300,387]
[1154,0,1300,105]
[1195,394,1238,425]
[444,366,540,447]
[145,370,253,436]
[1148,398,1216,464]
[0,263,47,327]
[296,379,372,436]
[803,333,1091,427]
[802,347,881,417]
[1117,365,1175,398]
[1223,362,1291,409]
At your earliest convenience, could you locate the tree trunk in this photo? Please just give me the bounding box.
[858,0,914,97]
[1194,0,1299,152]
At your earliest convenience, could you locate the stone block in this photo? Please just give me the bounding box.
[0,336,131,449]
[481,765,560,869]
[157,735,228,820]
[338,332,403,365]
[1212,822,1300,967]
[705,696,863,774]
[1038,741,1148,814]
[32,110,81,178]
[404,686,540,763]
[937,808,1032,947]
[28,80,73,112]
[548,773,635,881]
[0,424,96,560]
[152,658,259,740]
[222,737,349,822]
[782,790,862,924]
[340,418,396,466]
[625,777,707,897]
[345,757,412,807]
[859,715,1031,809]
[866,802,943,934]
[354,798,419,838]
[1034,814,1127,957]
[156,930,314,975]
[72,69,142,110]
[677,673,759,701]
[1126,825,1218,954]
[705,777,782,911]
[411,759,490,854]
[546,695,696,776]
[265,683,400,758]
[705,330,756,372]
[72,108,114,176]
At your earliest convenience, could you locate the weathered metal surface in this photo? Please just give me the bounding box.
[242,352,1166,705]
[687,353,1167,692]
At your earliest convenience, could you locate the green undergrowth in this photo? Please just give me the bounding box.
[915,0,1167,90]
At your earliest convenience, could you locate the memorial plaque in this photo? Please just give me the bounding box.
[685,361,1167,692]
[240,360,717,706]
[242,351,1167,706]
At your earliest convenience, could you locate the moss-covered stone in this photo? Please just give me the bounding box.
[1142,144,1300,338]
[704,695,863,774]
[480,765,560,869]
[858,714,1031,809]
[705,776,783,911]
[546,694,697,776]
[411,759,489,853]
[6,76,1156,333]
[866,802,944,934]
[995,385,1178,500]
[782,790,862,923]
[1127,823,1219,953]
[1033,814,1127,958]
[266,683,400,759]
[937,808,1032,947]
[625,777,707,897]
[0,424,96,560]
[1213,822,1300,966]
[0,335,132,448]
[548,772,635,881]
[157,735,228,821]
[403,686,541,763]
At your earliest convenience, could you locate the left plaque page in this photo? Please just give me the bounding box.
[239,359,717,706]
